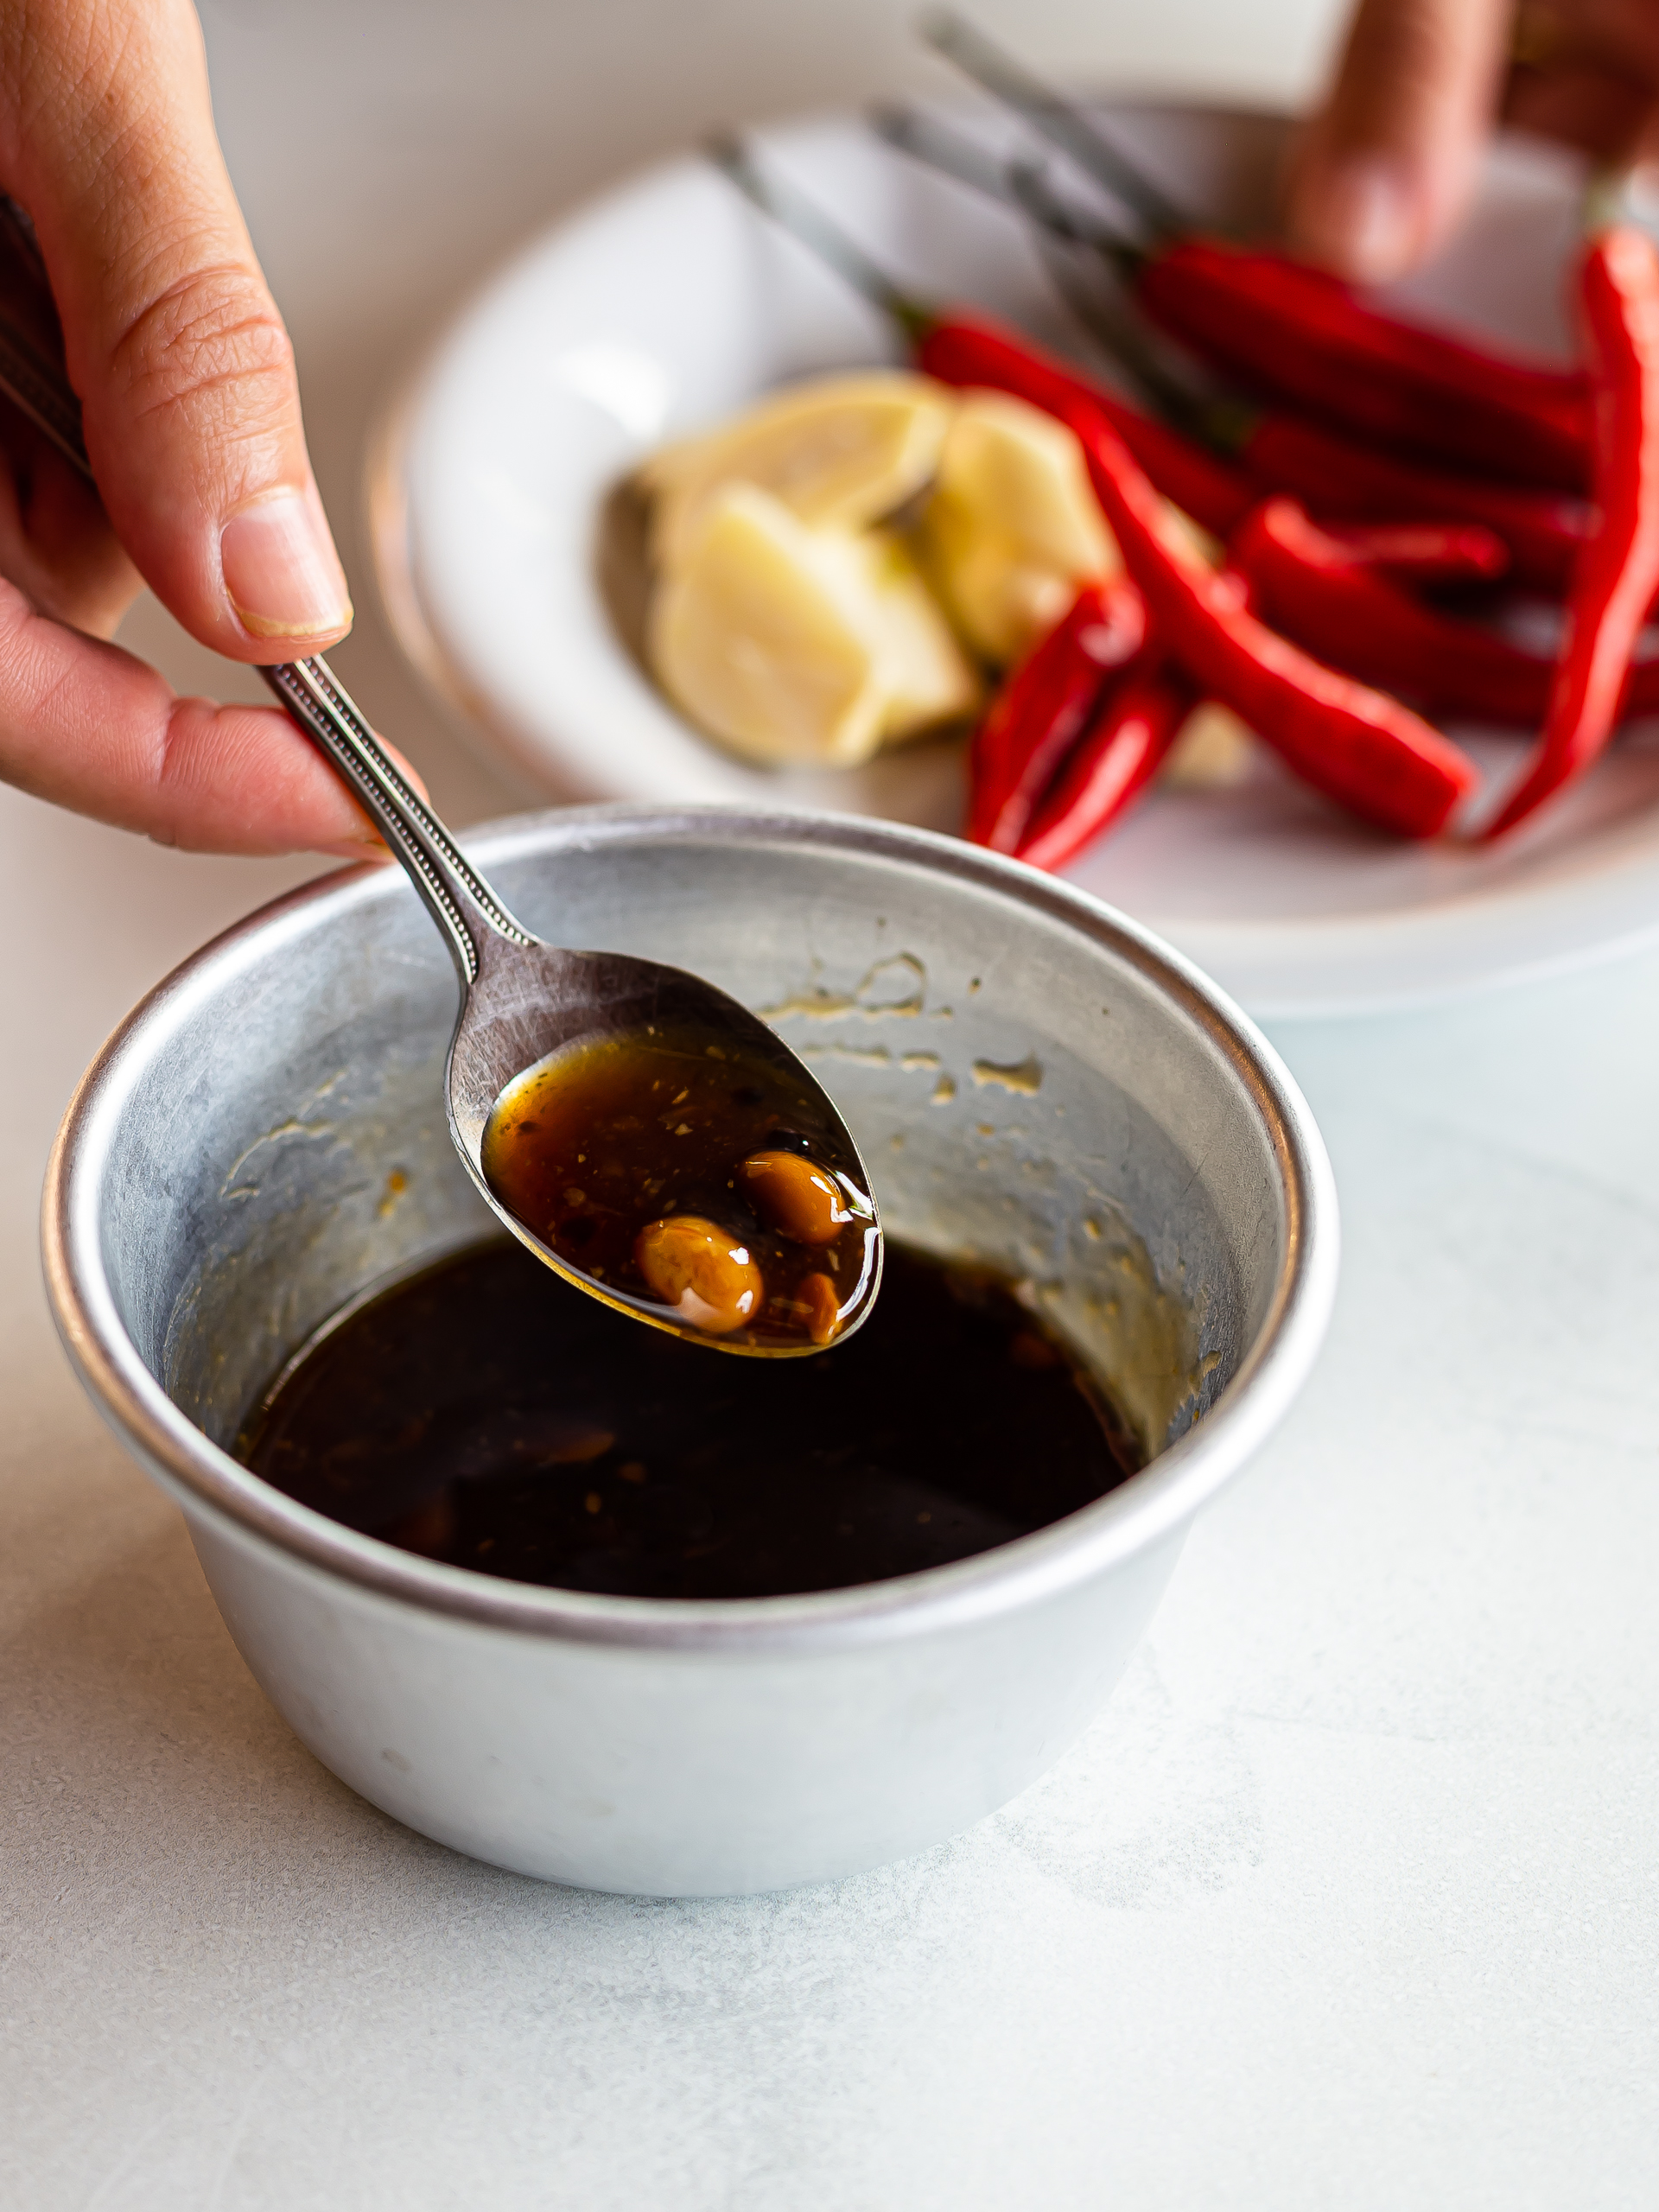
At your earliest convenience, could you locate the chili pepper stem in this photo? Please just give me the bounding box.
[918,8,1191,241]
[1013,181,1242,445]
[705,132,935,341]
[709,131,1261,535]
[873,104,1143,283]
[874,109,1224,440]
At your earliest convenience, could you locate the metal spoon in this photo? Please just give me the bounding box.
[0,244,881,1357]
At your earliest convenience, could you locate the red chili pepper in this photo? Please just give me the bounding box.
[1236,411,1586,593]
[899,36,1583,480]
[1016,657,1195,873]
[927,335,1481,833]
[1486,227,1659,834]
[917,313,1257,537]
[1135,238,1590,492]
[1317,521,1510,582]
[1232,499,1550,723]
[1049,408,1480,836]
[1103,404,1259,541]
[919,309,1584,592]
[922,317,1484,831]
[966,581,1144,851]
[1234,497,1659,728]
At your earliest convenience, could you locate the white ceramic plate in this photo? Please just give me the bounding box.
[371,102,1659,1016]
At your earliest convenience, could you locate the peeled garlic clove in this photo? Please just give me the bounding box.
[920,391,1119,664]
[649,483,888,767]
[1160,702,1259,789]
[940,392,1118,575]
[919,513,1081,669]
[645,372,954,570]
[854,531,982,741]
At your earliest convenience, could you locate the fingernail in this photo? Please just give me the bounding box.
[221,487,353,639]
[1304,156,1417,284]
[320,834,391,861]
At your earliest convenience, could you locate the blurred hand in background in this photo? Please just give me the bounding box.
[0,0,381,855]
[1288,0,1659,281]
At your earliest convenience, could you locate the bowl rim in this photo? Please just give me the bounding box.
[41,802,1338,1652]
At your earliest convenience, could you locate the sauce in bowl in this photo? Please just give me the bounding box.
[238,1237,1141,1600]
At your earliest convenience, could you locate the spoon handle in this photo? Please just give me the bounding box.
[260,658,531,982]
[0,239,531,985]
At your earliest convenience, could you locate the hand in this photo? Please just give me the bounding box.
[0,0,389,855]
[1287,0,1659,283]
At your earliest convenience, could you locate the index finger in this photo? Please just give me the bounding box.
[1,0,353,659]
[1285,0,1512,281]
[0,572,386,855]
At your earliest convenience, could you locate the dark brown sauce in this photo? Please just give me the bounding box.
[238,1237,1141,1599]
[480,1024,879,1351]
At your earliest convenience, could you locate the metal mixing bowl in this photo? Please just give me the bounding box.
[43,806,1336,1896]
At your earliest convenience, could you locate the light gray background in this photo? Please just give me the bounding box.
[7,3,1657,2206]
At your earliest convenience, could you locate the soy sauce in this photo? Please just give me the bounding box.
[480,1025,879,1351]
[238,1237,1141,1600]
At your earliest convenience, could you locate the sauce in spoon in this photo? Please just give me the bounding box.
[481,1021,879,1351]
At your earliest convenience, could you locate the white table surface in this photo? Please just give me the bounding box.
[9,4,1659,2206]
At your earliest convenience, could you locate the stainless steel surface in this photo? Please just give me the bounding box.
[42,804,1337,1894]
[0,297,878,1354]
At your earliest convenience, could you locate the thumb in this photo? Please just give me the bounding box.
[1285,0,1512,282]
[3,0,351,659]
